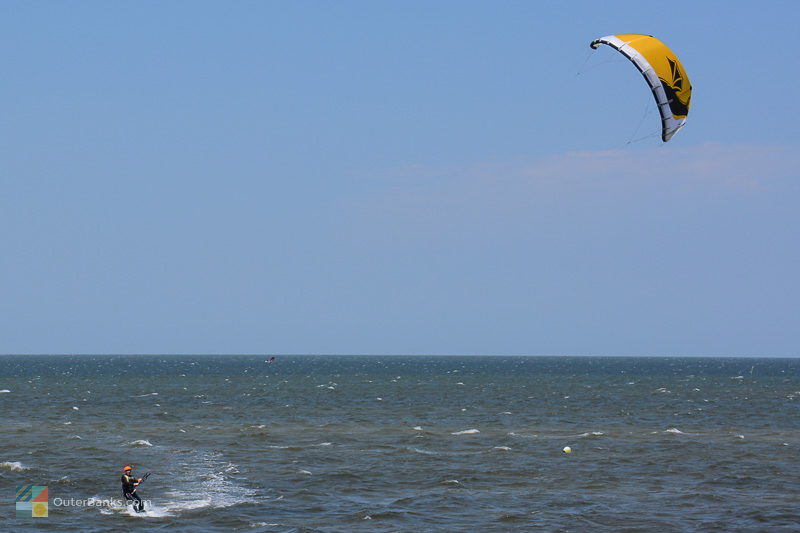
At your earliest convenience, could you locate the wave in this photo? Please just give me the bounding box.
[0,389,11,393]
[664,428,684,434]
[451,429,480,435]
[412,448,438,455]
[169,450,256,512]
[127,439,153,447]
[1,461,29,471]
[577,431,605,438]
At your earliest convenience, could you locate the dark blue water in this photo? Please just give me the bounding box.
[2,355,799,531]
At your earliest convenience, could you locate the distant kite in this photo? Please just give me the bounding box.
[590,34,692,141]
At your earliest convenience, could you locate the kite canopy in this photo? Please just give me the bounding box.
[590,34,692,142]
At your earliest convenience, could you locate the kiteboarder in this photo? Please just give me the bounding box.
[121,466,145,512]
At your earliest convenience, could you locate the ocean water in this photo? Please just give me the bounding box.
[1,355,799,532]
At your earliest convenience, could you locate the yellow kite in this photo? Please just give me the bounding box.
[590,34,692,142]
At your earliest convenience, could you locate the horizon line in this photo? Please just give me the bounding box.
[0,353,796,358]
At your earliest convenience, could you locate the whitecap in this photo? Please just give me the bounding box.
[498,411,512,415]
[318,442,332,446]
[69,435,82,440]
[412,426,422,431]
[664,428,684,434]
[161,452,255,513]
[451,429,480,435]
[72,406,79,410]
[442,479,460,485]
[0,389,11,393]
[493,446,512,451]
[0,461,29,471]
[578,431,604,438]
[412,448,438,455]
[128,439,153,447]
[298,469,312,475]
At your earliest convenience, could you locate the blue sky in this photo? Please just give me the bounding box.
[1,1,798,356]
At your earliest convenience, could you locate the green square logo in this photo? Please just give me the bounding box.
[16,486,48,517]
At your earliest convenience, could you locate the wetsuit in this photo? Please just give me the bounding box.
[121,474,143,511]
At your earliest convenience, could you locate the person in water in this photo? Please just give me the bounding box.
[121,466,144,512]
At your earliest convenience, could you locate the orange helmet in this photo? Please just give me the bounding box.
[123,466,132,471]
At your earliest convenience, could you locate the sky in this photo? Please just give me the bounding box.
[1,1,798,356]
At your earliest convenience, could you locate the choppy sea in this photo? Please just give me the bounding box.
[1,355,798,532]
